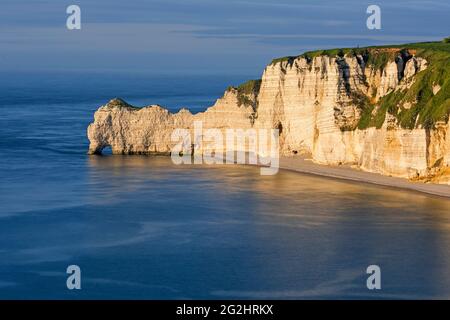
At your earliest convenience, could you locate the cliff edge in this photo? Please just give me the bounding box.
[87,40,450,184]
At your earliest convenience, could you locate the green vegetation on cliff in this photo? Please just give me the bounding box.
[106,98,140,110]
[227,79,262,125]
[359,40,450,129]
[271,38,450,129]
[227,79,262,109]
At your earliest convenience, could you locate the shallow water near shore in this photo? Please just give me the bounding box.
[1,72,450,299]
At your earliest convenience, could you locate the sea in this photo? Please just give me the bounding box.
[1,71,449,299]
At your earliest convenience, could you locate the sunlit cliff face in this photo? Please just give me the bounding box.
[87,49,450,184]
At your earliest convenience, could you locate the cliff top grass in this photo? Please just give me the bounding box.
[227,79,262,94]
[270,38,450,129]
[270,40,450,65]
[106,98,139,109]
[227,79,262,109]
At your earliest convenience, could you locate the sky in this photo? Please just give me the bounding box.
[0,0,449,76]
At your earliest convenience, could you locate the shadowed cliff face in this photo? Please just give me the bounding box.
[87,49,450,185]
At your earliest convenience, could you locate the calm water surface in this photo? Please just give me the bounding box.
[1,72,449,299]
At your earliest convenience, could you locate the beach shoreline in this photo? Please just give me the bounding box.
[279,156,450,199]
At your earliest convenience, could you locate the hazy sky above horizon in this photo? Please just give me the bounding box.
[1,0,449,76]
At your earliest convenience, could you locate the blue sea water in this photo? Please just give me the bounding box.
[1,71,450,299]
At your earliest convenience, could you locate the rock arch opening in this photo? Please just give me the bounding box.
[100,145,112,155]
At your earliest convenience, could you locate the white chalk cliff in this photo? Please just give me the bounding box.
[87,47,450,184]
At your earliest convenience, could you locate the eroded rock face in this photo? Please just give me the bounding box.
[87,52,450,184]
[87,93,254,155]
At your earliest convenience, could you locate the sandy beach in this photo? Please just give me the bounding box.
[280,156,450,199]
